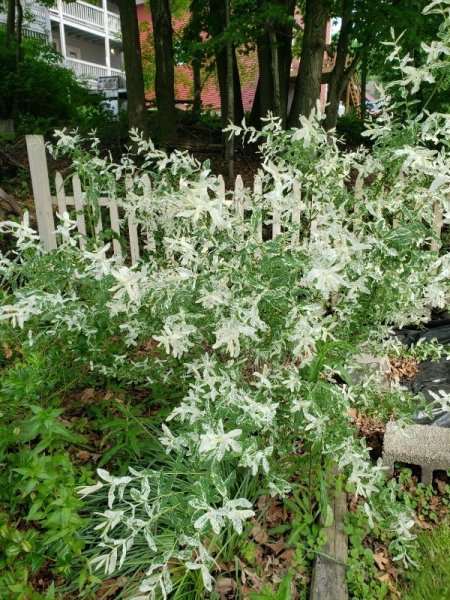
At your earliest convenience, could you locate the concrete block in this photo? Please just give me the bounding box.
[383,422,450,485]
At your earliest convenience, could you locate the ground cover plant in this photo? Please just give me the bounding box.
[1,1,450,598]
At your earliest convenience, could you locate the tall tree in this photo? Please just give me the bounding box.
[208,0,244,127]
[116,0,149,136]
[149,0,177,144]
[287,0,330,127]
[251,0,296,128]
[324,0,360,130]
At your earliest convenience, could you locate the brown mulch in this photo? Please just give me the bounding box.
[388,356,419,381]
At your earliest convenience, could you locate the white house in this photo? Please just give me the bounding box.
[0,0,125,89]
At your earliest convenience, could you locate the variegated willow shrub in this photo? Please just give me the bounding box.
[1,3,450,597]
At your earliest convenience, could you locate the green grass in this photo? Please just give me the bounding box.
[401,524,450,600]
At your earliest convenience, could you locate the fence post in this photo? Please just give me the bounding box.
[26,135,57,250]
[431,199,443,253]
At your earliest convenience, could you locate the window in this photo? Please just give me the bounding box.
[67,46,81,59]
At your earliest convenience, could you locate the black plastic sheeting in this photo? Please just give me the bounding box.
[397,320,450,428]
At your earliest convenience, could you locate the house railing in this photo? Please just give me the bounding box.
[24,1,48,29]
[50,1,121,36]
[25,135,444,263]
[64,57,124,82]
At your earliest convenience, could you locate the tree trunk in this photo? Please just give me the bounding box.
[255,32,273,125]
[215,45,243,128]
[252,0,295,129]
[150,0,177,144]
[287,0,329,128]
[193,55,202,115]
[11,0,23,118]
[324,0,353,130]
[270,30,281,120]
[15,0,23,64]
[209,0,243,129]
[277,0,296,126]
[116,0,149,137]
[225,0,234,179]
[6,0,15,39]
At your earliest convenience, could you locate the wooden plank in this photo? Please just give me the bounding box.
[217,174,226,203]
[141,174,155,252]
[431,199,443,252]
[50,196,113,207]
[291,181,302,247]
[94,206,104,243]
[55,172,67,216]
[109,198,122,259]
[55,172,68,243]
[253,175,263,243]
[25,135,57,250]
[124,175,140,264]
[354,172,363,200]
[310,479,348,600]
[234,174,244,221]
[72,174,87,250]
[128,212,140,265]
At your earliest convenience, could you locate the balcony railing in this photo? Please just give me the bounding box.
[64,57,124,84]
[50,1,121,37]
[24,1,48,29]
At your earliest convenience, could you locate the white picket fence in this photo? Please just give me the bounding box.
[26,135,444,263]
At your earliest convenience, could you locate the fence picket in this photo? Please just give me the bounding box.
[217,175,226,203]
[72,174,87,250]
[140,174,155,252]
[291,181,302,247]
[431,199,443,252]
[128,214,140,264]
[253,175,263,243]
[354,172,363,200]
[234,175,244,220]
[55,172,67,216]
[124,176,140,264]
[25,135,57,250]
[94,206,104,241]
[108,199,122,259]
[54,172,69,243]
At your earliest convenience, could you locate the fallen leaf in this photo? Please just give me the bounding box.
[96,576,127,598]
[267,501,287,527]
[373,550,390,571]
[279,548,295,565]
[414,517,433,530]
[76,450,91,463]
[347,407,358,421]
[264,542,284,556]
[80,388,96,403]
[215,577,237,599]
[2,343,12,359]
[256,495,268,510]
[242,568,264,592]
[251,524,269,543]
[253,545,265,566]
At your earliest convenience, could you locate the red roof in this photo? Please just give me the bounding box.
[137,6,331,111]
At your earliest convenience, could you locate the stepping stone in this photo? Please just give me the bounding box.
[383,422,450,485]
